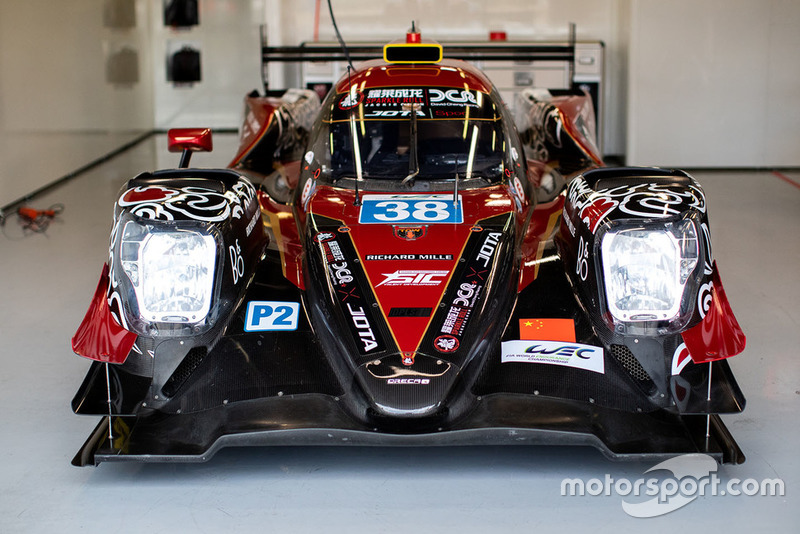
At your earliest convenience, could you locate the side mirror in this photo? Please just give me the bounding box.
[167,128,213,168]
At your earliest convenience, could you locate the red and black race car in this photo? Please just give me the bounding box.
[70,32,746,466]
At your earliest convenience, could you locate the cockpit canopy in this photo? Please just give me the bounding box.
[305,84,515,191]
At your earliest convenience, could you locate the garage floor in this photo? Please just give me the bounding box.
[1,134,797,532]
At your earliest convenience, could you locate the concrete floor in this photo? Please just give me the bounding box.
[0,134,797,532]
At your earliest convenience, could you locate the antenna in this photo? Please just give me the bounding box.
[401,103,420,187]
[353,165,361,206]
[327,0,353,70]
[453,161,459,207]
[349,65,361,206]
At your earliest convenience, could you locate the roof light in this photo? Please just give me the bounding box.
[383,42,443,64]
[384,25,442,64]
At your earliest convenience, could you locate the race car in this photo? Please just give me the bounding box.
[70,30,746,466]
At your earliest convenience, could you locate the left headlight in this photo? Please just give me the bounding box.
[600,219,699,324]
[117,219,219,331]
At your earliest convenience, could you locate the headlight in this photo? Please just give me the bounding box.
[600,219,698,323]
[119,220,218,327]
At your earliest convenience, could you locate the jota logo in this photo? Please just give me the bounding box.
[476,232,502,267]
[346,303,379,352]
[376,270,449,287]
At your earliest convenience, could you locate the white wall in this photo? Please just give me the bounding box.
[627,0,800,167]
[0,0,631,206]
[0,0,156,207]
[150,0,266,129]
[0,0,155,132]
[0,0,266,207]
[2,0,797,207]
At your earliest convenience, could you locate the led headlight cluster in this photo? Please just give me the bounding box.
[600,219,699,323]
[118,219,218,330]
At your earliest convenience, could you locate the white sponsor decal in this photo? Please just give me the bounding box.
[246,209,261,236]
[229,239,244,284]
[365,254,452,261]
[387,378,430,385]
[329,261,354,285]
[428,88,478,106]
[563,212,576,237]
[365,109,426,118]
[476,232,502,267]
[501,340,605,374]
[376,270,449,287]
[576,235,589,281]
[452,282,480,307]
[367,88,424,100]
[347,303,379,352]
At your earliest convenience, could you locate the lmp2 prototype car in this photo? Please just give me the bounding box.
[70,31,746,466]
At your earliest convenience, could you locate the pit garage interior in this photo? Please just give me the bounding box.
[0,1,797,532]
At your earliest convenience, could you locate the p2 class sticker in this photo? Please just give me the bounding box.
[500,340,605,374]
[244,301,300,332]
[359,194,463,224]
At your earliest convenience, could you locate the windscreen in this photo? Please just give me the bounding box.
[307,86,508,188]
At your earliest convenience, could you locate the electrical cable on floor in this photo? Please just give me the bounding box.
[0,203,64,238]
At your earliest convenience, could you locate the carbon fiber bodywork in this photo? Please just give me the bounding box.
[72,246,745,466]
[70,44,747,466]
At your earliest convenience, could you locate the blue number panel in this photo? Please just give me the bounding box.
[358,194,463,224]
[244,301,301,332]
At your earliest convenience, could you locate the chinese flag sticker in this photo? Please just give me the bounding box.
[519,318,576,342]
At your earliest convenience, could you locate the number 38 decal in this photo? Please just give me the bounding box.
[358,194,463,224]
[244,301,300,332]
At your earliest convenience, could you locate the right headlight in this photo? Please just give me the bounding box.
[114,217,221,335]
[600,219,699,324]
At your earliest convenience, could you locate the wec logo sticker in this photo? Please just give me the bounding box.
[501,340,604,374]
